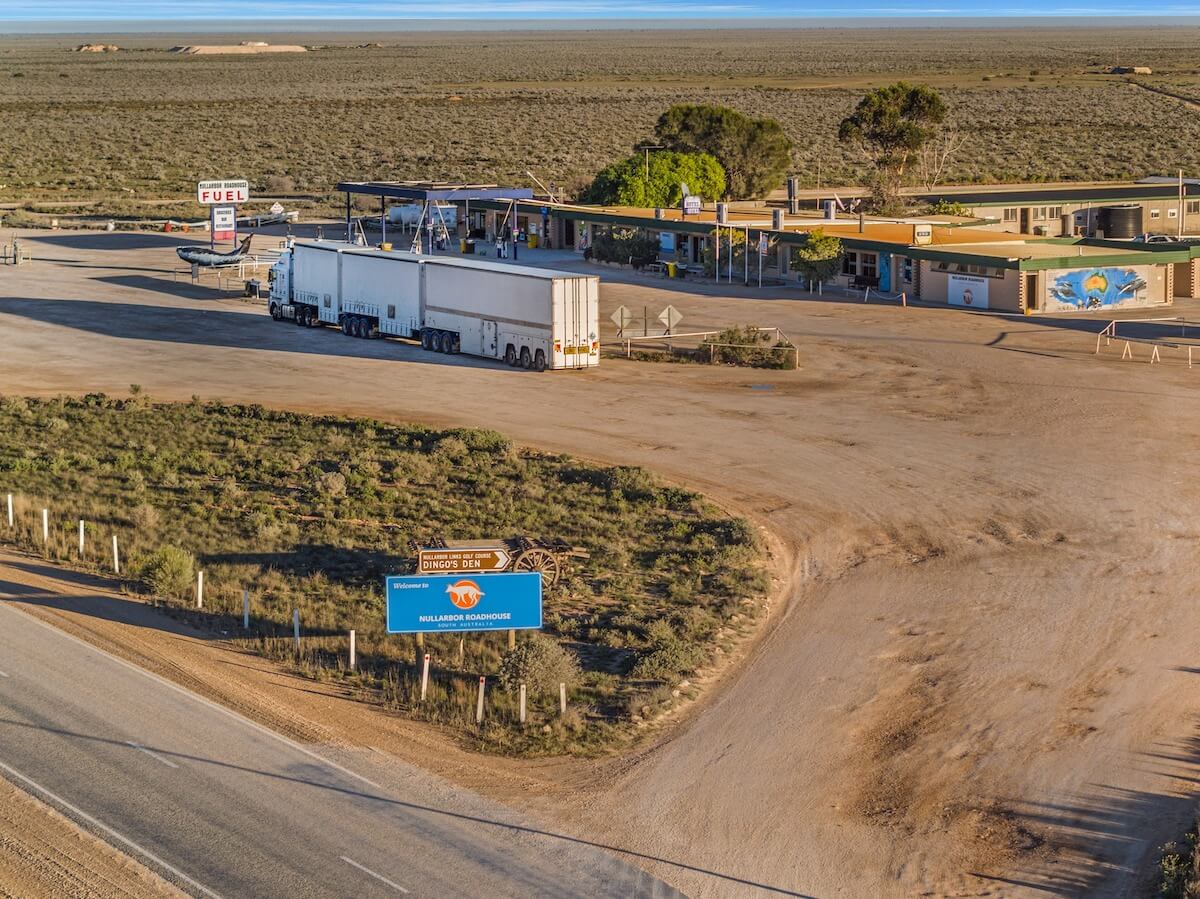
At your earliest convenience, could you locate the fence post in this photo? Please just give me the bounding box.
[560,682,567,716]
[349,630,356,671]
[901,292,907,308]
[112,535,120,574]
[476,675,486,724]
[420,653,430,701]
[292,609,301,653]
[519,684,527,724]
[196,570,204,609]
[507,628,516,651]
[41,508,48,544]
[78,519,85,557]
[242,590,249,629]
[6,494,11,528]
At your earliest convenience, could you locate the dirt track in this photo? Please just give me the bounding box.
[1,229,1199,897]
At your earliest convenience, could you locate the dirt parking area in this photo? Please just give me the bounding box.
[1,229,1199,898]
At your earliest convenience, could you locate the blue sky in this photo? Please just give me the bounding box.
[7,0,1200,22]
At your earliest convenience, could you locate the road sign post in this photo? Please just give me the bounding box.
[658,305,683,336]
[349,630,356,671]
[476,676,486,723]
[420,653,430,701]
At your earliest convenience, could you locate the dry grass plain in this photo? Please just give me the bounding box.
[3,26,1200,214]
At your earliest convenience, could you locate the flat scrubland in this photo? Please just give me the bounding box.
[1,26,1200,218]
[0,394,765,755]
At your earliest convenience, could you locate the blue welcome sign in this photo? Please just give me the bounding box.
[385,572,543,634]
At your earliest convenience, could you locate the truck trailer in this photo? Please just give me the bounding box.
[420,256,598,371]
[267,240,599,370]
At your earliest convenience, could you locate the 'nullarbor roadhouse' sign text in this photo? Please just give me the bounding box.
[385,572,542,634]
[197,179,250,205]
[417,547,511,574]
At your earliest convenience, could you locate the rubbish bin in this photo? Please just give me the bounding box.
[465,239,476,254]
[460,238,468,253]
[527,234,539,249]
[665,262,677,278]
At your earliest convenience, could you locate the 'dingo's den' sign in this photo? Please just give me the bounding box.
[385,572,542,634]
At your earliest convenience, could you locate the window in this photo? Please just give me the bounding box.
[842,251,858,276]
[1187,200,1200,215]
[1032,207,1047,220]
[1048,206,1063,219]
[1169,209,1179,219]
[1003,207,1019,223]
[860,253,878,279]
[387,304,396,319]
[323,294,331,307]
[903,258,913,283]
[1150,208,1161,219]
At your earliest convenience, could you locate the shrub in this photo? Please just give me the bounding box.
[498,634,581,696]
[140,545,196,599]
[701,326,797,370]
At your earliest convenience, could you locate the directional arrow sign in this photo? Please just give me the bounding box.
[658,304,683,333]
[418,547,511,574]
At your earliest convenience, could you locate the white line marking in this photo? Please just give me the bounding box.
[1,602,401,794]
[340,856,410,893]
[0,756,222,899]
[0,670,9,677]
[126,741,180,769]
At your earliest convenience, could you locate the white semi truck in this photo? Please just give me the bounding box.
[267,240,599,371]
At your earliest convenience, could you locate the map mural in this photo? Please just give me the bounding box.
[1047,267,1148,311]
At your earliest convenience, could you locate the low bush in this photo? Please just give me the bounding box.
[498,634,581,696]
[701,326,798,370]
[140,545,196,599]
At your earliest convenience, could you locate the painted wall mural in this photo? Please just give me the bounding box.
[1046,267,1150,311]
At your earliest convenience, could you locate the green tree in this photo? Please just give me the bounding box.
[838,82,947,213]
[581,150,725,207]
[654,104,793,200]
[790,229,844,285]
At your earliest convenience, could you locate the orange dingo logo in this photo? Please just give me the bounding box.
[446,579,484,609]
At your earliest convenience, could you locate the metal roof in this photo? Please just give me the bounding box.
[919,183,1199,208]
[335,181,534,202]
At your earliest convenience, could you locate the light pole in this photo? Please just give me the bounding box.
[636,144,665,197]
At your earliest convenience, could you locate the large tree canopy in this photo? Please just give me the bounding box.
[581,149,726,207]
[838,82,947,213]
[654,104,793,200]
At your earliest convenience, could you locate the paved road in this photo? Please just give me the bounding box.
[0,598,678,899]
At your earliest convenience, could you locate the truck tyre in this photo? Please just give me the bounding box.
[342,317,352,335]
[534,349,547,372]
[519,347,532,369]
[503,344,516,366]
[438,332,451,354]
[270,303,281,321]
[447,333,459,354]
[420,329,432,350]
[293,309,306,326]
[353,317,366,338]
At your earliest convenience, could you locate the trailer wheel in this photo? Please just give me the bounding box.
[534,349,547,372]
[503,344,517,366]
[341,317,352,335]
[448,333,459,354]
[519,347,532,369]
[420,329,432,350]
[354,317,367,338]
[439,332,452,354]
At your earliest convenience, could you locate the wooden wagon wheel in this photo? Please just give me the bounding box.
[512,548,561,586]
